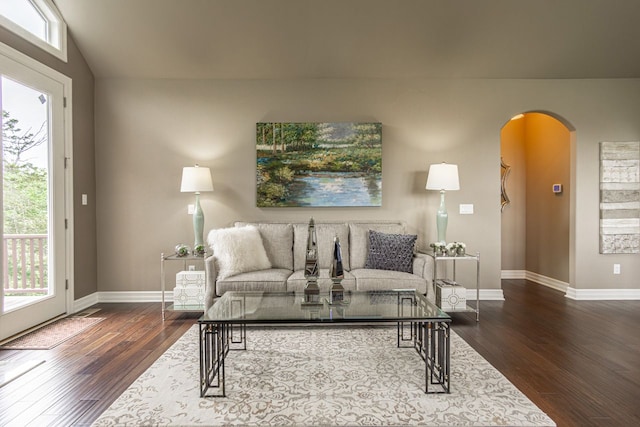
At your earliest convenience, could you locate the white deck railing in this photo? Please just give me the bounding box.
[3,234,48,295]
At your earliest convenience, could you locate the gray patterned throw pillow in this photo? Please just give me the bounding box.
[365,230,417,273]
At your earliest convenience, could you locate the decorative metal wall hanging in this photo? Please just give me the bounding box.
[500,157,511,212]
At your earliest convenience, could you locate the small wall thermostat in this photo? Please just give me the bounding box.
[552,184,563,193]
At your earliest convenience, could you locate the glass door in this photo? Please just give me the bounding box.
[0,49,68,341]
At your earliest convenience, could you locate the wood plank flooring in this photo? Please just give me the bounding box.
[454,280,640,427]
[1,280,639,426]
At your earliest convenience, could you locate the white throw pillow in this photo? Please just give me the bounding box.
[207,225,271,279]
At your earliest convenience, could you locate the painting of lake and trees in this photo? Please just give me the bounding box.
[256,122,382,207]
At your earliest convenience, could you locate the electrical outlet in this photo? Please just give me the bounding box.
[188,204,195,214]
[188,265,196,271]
[613,264,621,275]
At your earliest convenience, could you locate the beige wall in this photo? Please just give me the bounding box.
[2,28,637,301]
[0,28,97,299]
[500,117,526,270]
[95,78,640,293]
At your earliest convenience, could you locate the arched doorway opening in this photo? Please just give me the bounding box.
[500,112,575,292]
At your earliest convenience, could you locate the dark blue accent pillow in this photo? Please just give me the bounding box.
[365,230,417,273]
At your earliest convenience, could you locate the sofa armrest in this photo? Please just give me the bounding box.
[204,255,218,311]
[411,252,428,277]
[412,253,435,301]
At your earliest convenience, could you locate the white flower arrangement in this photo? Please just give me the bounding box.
[445,242,456,251]
[429,242,445,255]
[452,241,467,256]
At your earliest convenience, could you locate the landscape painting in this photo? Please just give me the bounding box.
[256,122,382,207]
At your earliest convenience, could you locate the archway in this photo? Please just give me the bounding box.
[500,112,575,292]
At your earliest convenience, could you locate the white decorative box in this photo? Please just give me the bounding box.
[175,271,205,287]
[174,271,205,308]
[435,279,467,311]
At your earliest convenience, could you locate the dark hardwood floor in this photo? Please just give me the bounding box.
[454,280,640,427]
[1,280,638,426]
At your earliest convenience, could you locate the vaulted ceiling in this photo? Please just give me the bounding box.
[53,0,640,80]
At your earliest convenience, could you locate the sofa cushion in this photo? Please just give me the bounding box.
[351,268,427,294]
[207,225,271,279]
[293,223,350,271]
[235,222,293,270]
[349,223,405,269]
[215,268,290,295]
[365,230,417,273]
[286,269,357,293]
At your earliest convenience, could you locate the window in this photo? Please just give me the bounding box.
[0,0,67,62]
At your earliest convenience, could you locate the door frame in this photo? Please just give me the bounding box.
[499,110,575,293]
[0,40,74,332]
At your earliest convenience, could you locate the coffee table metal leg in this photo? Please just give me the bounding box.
[229,323,247,350]
[398,320,450,393]
[425,321,450,394]
[199,322,247,397]
[200,322,228,397]
[410,321,450,394]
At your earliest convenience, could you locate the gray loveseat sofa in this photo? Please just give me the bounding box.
[204,220,434,311]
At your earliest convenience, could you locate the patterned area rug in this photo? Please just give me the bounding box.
[92,326,555,426]
[0,317,104,350]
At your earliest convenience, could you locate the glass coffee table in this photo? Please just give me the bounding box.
[198,290,451,397]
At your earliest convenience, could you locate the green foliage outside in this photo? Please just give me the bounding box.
[2,110,49,293]
[3,162,48,233]
[256,122,382,207]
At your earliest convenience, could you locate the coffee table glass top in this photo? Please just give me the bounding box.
[200,290,450,324]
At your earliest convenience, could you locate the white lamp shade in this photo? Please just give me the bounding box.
[426,163,460,191]
[180,166,213,192]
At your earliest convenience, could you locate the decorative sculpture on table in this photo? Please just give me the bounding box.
[329,236,345,304]
[303,218,320,304]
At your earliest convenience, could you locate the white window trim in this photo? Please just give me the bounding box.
[0,0,68,62]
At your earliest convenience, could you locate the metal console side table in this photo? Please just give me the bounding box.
[425,251,480,322]
[160,252,207,320]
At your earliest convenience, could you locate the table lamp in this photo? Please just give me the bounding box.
[426,162,459,244]
[180,164,213,252]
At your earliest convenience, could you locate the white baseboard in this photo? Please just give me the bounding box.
[565,287,640,300]
[72,292,99,313]
[524,271,569,293]
[72,291,171,310]
[501,270,569,292]
[467,289,505,301]
[501,270,640,300]
[98,291,169,303]
[501,270,526,279]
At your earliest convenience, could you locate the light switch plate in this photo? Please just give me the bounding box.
[459,204,474,214]
[188,204,195,214]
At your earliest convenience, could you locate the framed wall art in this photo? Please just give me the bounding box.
[256,122,382,207]
[599,141,640,254]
